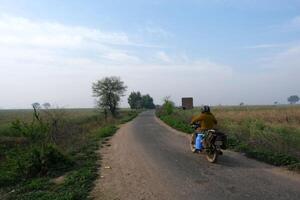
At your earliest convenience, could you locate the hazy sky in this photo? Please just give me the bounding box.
[0,0,300,108]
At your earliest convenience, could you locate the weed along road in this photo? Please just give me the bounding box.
[91,111,300,200]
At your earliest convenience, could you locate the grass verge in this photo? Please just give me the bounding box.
[0,110,139,200]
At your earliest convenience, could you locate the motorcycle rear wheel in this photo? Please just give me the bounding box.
[190,136,197,153]
[206,151,218,163]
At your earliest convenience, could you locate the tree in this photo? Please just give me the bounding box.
[32,102,41,109]
[92,76,127,117]
[141,94,155,109]
[43,102,51,109]
[128,91,142,109]
[128,92,155,109]
[287,95,299,104]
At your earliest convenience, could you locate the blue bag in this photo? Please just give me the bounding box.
[195,133,204,150]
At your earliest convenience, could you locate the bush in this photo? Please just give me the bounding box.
[245,150,298,166]
[0,145,73,187]
[157,98,175,116]
[24,145,73,177]
[11,119,48,142]
[288,163,300,172]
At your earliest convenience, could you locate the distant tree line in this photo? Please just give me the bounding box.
[128,91,155,109]
[239,95,299,106]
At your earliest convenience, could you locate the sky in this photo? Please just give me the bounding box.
[0,0,300,108]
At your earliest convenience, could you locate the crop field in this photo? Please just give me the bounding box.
[0,108,138,200]
[157,105,300,170]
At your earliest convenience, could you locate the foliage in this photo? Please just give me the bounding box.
[128,91,142,109]
[287,163,300,172]
[288,95,299,104]
[6,125,121,200]
[157,97,175,116]
[10,105,68,145]
[0,144,73,187]
[0,108,138,199]
[119,110,139,124]
[141,94,155,109]
[160,115,193,133]
[92,76,127,117]
[128,91,155,109]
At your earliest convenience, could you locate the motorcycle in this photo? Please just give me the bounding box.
[190,123,227,163]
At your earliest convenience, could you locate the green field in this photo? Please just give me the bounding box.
[0,108,138,200]
[157,105,300,170]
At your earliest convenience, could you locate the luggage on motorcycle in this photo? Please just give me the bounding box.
[215,131,227,150]
[203,131,227,150]
[195,133,204,150]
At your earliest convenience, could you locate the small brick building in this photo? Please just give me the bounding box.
[182,97,193,110]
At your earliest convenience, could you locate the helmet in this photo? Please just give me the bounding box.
[201,105,210,113]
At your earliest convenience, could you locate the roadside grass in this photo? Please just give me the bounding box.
[156,105,300,170]
[0,109,139,200]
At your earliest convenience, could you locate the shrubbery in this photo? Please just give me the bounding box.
[0,140,73,187]
[156,97,175,116]
[0,108,138,199]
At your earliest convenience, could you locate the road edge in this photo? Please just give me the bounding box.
[154,115,190,139]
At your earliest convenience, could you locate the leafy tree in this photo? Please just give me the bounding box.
[287,95,299,104]
[141,94,155,109]
[92,76,127,117]
[128,92,155,109]
[128,91,142,109]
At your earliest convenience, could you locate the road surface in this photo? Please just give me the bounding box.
[91,111,300,200]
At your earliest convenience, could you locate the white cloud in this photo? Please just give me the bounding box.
[0,14,130,48]
[156,51,172,63]
[0,14,145,67]
[244,43,284,49]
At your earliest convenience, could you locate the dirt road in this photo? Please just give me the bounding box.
[91,111,300,200]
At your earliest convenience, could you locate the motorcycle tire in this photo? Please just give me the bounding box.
[206,151,218,163]
[190,135,197,153]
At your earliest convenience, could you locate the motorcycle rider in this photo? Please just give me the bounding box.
[190,105,217,152]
